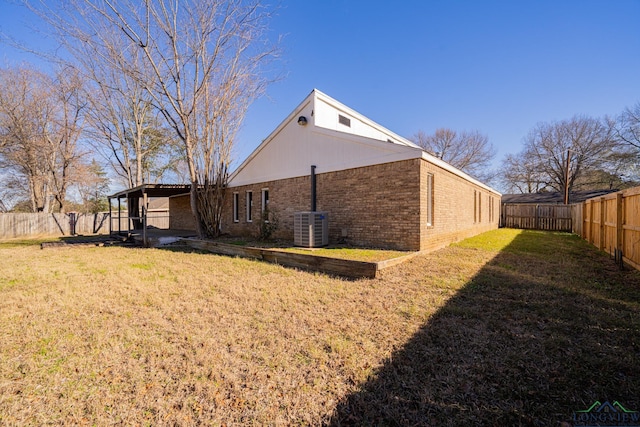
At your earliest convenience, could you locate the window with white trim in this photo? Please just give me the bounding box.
[261,189,269,223]
[489,196,493,222]
[233,192,239,222]
[426,173,434,226]
[246,191,253,222]
[474,190,477,223]
[261,189,269,212]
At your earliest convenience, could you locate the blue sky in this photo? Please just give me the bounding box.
[1,0,640,188]
[240,0,640,176]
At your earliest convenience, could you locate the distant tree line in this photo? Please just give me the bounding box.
[0,66,110,214]
[411,102,640,200]
[500,108,640,198]
[0,0,278,238]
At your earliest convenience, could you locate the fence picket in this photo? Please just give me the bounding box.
[501,203,573,232]
[0,211,169,239]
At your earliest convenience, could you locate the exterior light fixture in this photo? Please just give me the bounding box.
[297,116,308,126]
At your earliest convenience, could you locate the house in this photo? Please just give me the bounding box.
[170,89,501,251]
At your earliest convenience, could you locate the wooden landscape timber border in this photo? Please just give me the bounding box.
[183,239,422,279]
[575,185,640,271]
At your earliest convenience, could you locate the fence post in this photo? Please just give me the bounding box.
[580,200,587,240]
[599,197,606,251]
[117,198,122,235]
[143,193,148,247]
[617,192,623,257]
[589,200,596,245]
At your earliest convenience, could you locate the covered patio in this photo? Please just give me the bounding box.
[108,184,195,246]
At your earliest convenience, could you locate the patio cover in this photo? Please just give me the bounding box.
[108,184,191,244]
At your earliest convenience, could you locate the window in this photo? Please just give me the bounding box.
[474,190,477,223]
[489,196,493,222]
[233,192,239,222]
[261,189,269,212]
[338,114,351,127]
[246,191,253,222]
[478,192,482,222]
[426,173,434,226]
[261,189,269,222]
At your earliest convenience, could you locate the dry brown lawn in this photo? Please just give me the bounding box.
[1,229,639,426]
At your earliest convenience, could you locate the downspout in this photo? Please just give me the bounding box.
[311,165,317,212]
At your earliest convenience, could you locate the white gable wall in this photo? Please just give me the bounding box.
[229,91,424,187]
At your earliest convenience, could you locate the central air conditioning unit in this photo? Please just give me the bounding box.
[294,211,328,247]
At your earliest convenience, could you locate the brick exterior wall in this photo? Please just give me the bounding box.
[419,160,500,252]
[220,158,500,251]
[169,194,196,231]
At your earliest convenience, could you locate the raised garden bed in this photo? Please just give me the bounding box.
[183,238,420,278]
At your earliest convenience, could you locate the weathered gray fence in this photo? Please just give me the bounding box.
[0,212,111,239]
[501,203,573,232]
[0,211,170,239]
[108,211,169,233]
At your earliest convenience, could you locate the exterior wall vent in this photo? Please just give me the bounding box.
[294,211,329,247]
[338,114,351,127]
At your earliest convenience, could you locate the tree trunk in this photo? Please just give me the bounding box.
[190,180,205,238]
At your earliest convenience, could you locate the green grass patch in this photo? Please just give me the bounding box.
[214,236,410,262]
[453,227,522,251]
[278,246,409,262]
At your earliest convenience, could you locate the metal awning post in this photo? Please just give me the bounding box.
[108,197,112,235]
[118,198,122,235]
[143,192,148,247]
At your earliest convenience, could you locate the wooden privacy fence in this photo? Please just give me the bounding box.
[0,212,110,239]
[576,186,640,270]
[0,211,171,239]
[109,211,170,233]
[501,203,573,232]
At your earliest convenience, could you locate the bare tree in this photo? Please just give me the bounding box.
[501,115,625,199]
[526,116,617,196]
[0,65,89,212]
[30,0,278,237]
[75,158,111,213]
[500,152,550,193]
[72,35,176,189]
[47,68,86,213]
[615,102,640,152]
[0,66,56,212]
[411,128,496,180]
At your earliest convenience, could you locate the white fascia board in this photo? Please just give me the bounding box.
[421,151,502,196]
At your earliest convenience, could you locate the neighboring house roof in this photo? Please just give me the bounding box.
[502,189,617,204]
[229,89,501,195]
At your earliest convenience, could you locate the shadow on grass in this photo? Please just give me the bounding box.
[328,231,640,426]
